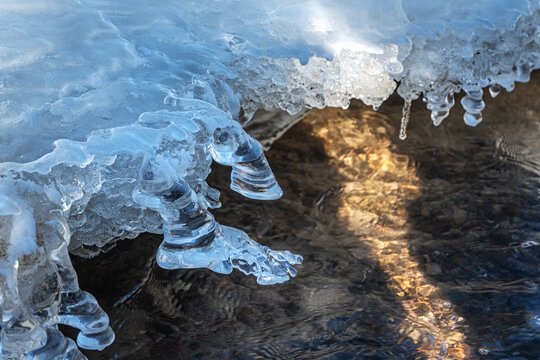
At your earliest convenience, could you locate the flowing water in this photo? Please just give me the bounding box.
[72,73,540,360]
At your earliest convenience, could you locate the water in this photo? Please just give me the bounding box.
[72,73,539,359]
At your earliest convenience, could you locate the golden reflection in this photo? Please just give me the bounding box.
[305,105,473,359]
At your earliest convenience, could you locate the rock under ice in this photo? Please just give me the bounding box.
[0,0,538,358]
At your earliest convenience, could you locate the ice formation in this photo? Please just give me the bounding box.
[0,0,538,357]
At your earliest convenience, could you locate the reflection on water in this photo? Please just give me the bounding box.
[73,73,539,360]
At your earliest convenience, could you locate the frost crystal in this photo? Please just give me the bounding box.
[0,0,539,357]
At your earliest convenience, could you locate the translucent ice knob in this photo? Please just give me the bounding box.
[230,149,283,200]
[211,126,282,200]
[461,88,485,127]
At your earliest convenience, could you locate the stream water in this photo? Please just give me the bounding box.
[72,73,539,360]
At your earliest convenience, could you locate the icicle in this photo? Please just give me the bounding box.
[489,84,501,98]
[399,100,411,140]
[428,92,454,126]
[461,88,485,127]
[211,126,283,200]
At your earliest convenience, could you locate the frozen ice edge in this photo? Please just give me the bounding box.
[0,1,539,358]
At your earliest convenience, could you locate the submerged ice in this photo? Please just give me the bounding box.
[0,0,539,358]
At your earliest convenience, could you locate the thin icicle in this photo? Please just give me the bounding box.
[399,101,411,140]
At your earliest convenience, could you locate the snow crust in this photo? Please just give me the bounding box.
[0,0,538,357]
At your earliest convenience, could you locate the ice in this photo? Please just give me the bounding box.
[399,101,412,140]
[461,88,486,127]
[1,0,539,357]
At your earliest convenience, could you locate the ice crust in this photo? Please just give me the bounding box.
[0,0,539,357]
